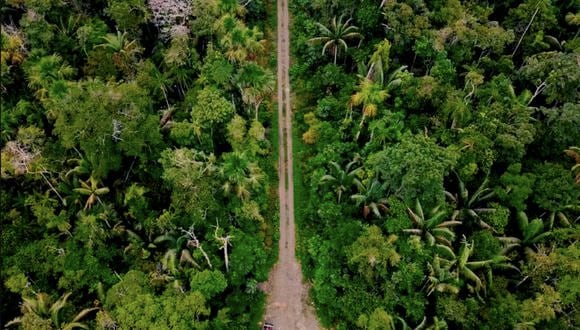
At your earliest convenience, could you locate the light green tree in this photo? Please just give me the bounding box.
[6,292,99,330]
[346,225,401,281]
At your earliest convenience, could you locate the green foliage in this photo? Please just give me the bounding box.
[191,86,235,131]
[532,162,578,212]
[199,48,234,88]
[1,0,275,327]
[520,52,580,104]
[485,291,521,328]
[24,54,75,100]
[159,148,217,218]
[346,225,401,282]
[435,295,479,328]
[105,0,150,31]
[356,307,395,330]
[479,203,510,234]
[291,0,579,327]
[383,196,412,234]
[536,103,580,158]
[368,132,459,207]
[51,79,162,178]
[2,0,579,327]
[495,163,536,211]
[124,183,151,221]
[227,230,269,285]
[189,270,227,299]
[105,271,210,329]
[470,231,501,260]
[4,273,30,295]
[76,18,109,55]
[520,284,561,325]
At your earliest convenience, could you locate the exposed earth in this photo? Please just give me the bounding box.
[262,0,321,329]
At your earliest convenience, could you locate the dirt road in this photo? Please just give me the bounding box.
[262,0,320,329]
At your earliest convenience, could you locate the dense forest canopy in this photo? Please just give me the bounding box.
[290,0,579,329]
[1,0,579,329]
[1,0,277,328]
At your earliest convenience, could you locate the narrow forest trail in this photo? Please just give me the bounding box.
[262,0,320,329]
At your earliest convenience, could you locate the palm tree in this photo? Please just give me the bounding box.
[96,30,141,57]
[319,159,362,203]
[73,176,109,210]
[6,292,98,329]
[243,26,266,61]
[425,255,460,296]
[349,78,388,140]
[445,174,497,232]
[404,199,461,247]
[236,63,275,120]
[146,62,172,109]
[351,179,388,218]
[366,110,405,147]
[217,15,265,63]
[64,156,92,179]
[436,238,517,295]
[96,31,141,74]
[308,15,362,64]
[366,39,391,84]
[220,152,264,200]
[25,54,75,100]
[442,89,471,129]
[498,211,554,254]
[1,27,26,65]
[154,231,202,274]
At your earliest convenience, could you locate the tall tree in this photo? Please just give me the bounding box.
[349,78,387,139]
[220,152,264,201]
[346,225,401,282]
[6,292,98,329]
[319,159,362,203]
[366,39,391,85]
[351,179,388,219]
[404,199,460,247]
[236,63,275,120]
[309,15,362,64]
[445,175,498,232]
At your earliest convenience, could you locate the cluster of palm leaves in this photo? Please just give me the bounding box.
[216,14,266,63]
[6,292,98,329]
[220,151,264,201]
[405,199,461,247]
[319,160,577,299]
[428,238,518,298]
[319,158,390,219]
[444,174,497,232]
[308,18,410,141]
[235,62,275,120]
[96,30,142,76]
[308,15,362,65]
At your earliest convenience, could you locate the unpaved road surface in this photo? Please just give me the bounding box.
[262,0,320,329]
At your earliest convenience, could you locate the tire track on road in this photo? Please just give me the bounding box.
[263,0,320,328]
